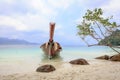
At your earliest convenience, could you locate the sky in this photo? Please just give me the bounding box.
[0,0,120,46]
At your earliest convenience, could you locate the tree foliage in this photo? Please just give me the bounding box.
[77,8,120,53]
[99,29,120,46]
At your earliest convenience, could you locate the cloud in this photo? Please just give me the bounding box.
[0,0,74,32]
[100,0,120,23]
[0,14,53,32]
[101,0,120,13]
[29,0,57,16]
[0,0,14,3]
[0,15,28,31]
[48,0,75,9]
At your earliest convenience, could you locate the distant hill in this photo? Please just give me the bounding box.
[99,29,120,46]
[0,37,38,45]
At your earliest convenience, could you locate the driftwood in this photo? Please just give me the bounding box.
[40,22,62,59]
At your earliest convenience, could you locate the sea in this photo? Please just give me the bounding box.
[0,45,119,64]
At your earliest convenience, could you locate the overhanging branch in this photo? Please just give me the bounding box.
[110,46,120,54]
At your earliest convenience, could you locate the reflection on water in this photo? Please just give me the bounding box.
[40,54,64,68]
[41,54,63,63]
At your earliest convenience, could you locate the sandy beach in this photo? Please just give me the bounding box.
[0,60,120,80]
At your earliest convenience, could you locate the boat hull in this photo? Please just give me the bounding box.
[40,42,62,59]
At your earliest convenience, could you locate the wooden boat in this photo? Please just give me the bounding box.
[40,22,62,59]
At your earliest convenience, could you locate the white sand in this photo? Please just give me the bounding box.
[0,60,120,80]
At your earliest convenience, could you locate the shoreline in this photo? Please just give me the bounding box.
[0,59,120,80]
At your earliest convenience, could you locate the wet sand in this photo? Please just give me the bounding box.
[0,60,120,80]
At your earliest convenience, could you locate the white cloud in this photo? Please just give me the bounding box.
[0,14,49,32]
[0,13,63,33]
[48,0,74,9]
[0,0,75,32]
[100,0,120,21]
[0,16,28,31]
[101,0,120,13]
[29,0,57,16]
[100,0,120,23]
[17,13,50,32]
[0,0,14,4]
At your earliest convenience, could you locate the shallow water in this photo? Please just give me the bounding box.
[0,45,119,64]
[0,45,120,75]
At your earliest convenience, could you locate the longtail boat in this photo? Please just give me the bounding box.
[40,22,62,59]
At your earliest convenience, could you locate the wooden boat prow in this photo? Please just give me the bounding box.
[40,22,62,59]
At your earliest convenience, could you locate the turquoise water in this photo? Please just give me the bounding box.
[0,45,119,63]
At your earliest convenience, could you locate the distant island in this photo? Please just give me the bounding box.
[99,29,120,46]
[0,37,39,45]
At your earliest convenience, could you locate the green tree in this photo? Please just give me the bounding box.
[99,29,120,46]
[77,8,120,54]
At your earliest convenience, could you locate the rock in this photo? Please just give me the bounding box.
[69,58,89,65]
[36,64,56,72]
[110,54,120,61]
[95,55,109,60]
